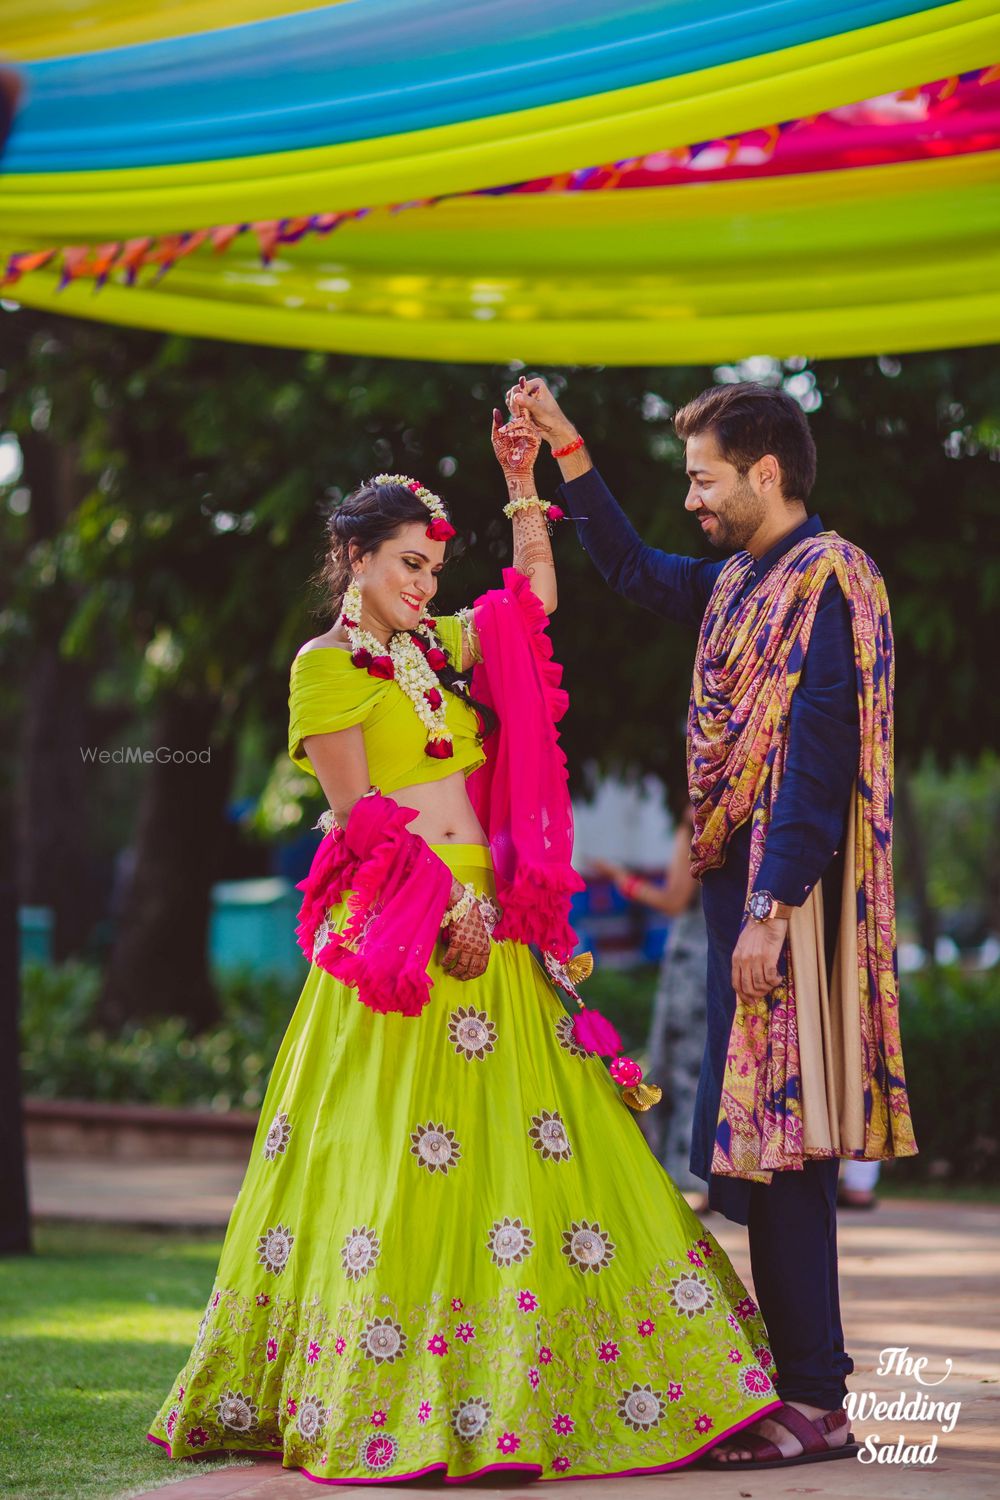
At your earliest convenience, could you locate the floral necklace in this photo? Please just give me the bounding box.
[339,579,454,759]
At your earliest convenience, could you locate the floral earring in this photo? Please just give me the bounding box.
[340,578,363,630]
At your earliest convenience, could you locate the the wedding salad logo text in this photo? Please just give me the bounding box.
[847,1346,960,1464]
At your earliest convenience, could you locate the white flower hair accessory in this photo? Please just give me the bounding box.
[371,473,456,541]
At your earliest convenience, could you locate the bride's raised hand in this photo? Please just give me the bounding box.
[491,405,541,481]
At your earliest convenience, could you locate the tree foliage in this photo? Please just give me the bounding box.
[1,311,997,832]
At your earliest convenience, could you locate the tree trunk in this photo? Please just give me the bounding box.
[17,647,99,958]
[16,434,98,959]
[97,690,235,1031]
[0,779,32,1254]
[895,761,939,960]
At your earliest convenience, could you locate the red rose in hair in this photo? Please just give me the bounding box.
[426,518,456,542]
[351,648,372,668]
[425,738,454,759]
[426,647,448,672]
[424,688,443,711]
[368,655,395,680]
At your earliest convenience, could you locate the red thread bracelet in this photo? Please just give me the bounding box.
[621,874,642,901]
[552,434,585,459]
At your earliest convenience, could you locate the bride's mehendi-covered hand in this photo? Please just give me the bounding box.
[441,900,491,981]
[491,406,540,493]
[491,386,558,615]
[512,505,555,593]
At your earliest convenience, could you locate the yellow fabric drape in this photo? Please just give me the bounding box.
[5,151,998,364]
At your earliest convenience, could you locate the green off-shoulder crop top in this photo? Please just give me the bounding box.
[287,614,486,795]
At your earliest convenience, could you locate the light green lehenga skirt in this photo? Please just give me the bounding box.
[148,844,781,1483]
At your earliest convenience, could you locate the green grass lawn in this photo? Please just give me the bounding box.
[0,1222,255,1500]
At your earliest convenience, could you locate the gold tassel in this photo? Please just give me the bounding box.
[621,1082,662,1112]
[565,951,594,984]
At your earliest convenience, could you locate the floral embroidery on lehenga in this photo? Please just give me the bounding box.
[360,1433,400,1471]
[341,1226,380,1281]
[147,820,782,1483]
[617,1384,665,1432]
[263,1112,292,1160]
[451,1397,493,1442]
[216,1391,259,1433]
[409,1122,461,1174]
[737,1365,775,1398]
[256,1224,294,1276]
[448,1006,497,1060]
[554,1012,588,1057]
[361,1317,407,1365]
[296,1396,330,1440]
[487,1216,534,1266]
[561,1221,615,1274]
[151,1249,778,1481]
[668,1272,715,1318]
[528,1109,572,1161]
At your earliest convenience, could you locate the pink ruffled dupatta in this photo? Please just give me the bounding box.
[467,568,583,963]
[294,793,454,1017]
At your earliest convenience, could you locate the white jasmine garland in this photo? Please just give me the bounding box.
[340,580,454,757]
[371,473,454,538]
[502,494,566,524]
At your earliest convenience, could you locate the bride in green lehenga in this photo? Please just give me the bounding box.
[146,400,780,1485]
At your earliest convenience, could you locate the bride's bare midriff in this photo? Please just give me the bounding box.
[392,769,489,846]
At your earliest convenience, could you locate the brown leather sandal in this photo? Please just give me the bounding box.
[702,1404,860,1469]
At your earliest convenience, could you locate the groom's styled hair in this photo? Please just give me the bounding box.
[674,382,817,504]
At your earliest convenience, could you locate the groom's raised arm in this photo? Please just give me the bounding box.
[557,464,724,630]
[506,375,722,630]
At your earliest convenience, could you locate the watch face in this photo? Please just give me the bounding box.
[748,891,773,921]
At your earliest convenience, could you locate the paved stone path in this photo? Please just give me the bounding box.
[29,1156,1000,1498]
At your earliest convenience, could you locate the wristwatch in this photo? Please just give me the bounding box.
[746,890,794,922]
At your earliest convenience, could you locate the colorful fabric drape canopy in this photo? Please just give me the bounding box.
[2,0,999,364]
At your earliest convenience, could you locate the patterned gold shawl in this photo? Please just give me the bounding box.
[688,532,918,1181]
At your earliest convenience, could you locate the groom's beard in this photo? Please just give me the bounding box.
[701,474,766,553]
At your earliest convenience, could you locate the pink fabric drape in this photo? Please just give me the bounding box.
[295,793,454,1017]
[468,568,583,964]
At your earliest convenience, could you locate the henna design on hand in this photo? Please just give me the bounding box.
[492,409,541,478]
[516,542,553,578]
[441,901,491,981]
[512,504,554,580]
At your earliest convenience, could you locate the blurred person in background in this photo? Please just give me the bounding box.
[838,1158,880,1209]
[590,803,710,1208]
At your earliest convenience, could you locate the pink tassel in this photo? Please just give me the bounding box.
[572,1008,622,1057]
[610,1056,644,1087]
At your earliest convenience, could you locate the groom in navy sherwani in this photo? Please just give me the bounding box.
[508,375,860,1471]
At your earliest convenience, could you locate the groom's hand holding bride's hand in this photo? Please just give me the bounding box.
[505,376,578,452]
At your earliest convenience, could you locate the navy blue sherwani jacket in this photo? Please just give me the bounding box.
[558,467,860,1225]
